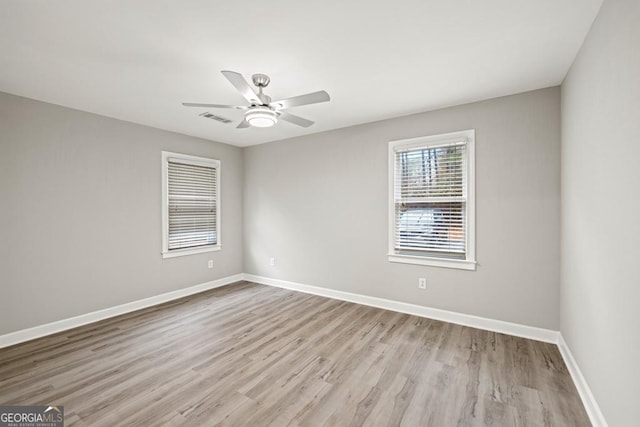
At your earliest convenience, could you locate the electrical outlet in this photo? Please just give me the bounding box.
[269,257,275,266]
[418,278,427,289]
[208,260,214,269]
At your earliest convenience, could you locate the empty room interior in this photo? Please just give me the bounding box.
[1,0,638,426]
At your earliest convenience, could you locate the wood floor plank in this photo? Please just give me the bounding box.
[0,281,591,426]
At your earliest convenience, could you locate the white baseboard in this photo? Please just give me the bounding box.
[242,274,559,344]
[0,273,243,349]
[557,335,608,427]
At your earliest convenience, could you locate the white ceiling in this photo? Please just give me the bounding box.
[0,0,602,147]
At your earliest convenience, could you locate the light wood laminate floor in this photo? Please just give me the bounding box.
[0,281,590,426]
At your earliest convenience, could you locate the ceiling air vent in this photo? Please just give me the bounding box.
[199,112,232,124]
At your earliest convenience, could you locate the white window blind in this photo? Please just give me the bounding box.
[162,152,220,258]
[389,130,475,269]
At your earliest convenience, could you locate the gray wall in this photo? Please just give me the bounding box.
[0,92,244,334]
[244,87,561,330]
[561,0,640,424]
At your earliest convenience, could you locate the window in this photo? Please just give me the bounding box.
[161,151,220,258]
[388,130,475,270]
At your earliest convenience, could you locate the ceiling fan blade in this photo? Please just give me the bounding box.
[182,102,247,109]
[237,119,250,129]
[278,111,314,128]
[270,90,330,110]
[221,70,261,104]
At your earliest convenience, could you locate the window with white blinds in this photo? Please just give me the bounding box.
[388,130,476,270]
[161,152,220,258]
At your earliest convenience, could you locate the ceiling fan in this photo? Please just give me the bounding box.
[183,70,330,129]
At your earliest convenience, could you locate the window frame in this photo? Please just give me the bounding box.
[388,129,476,270]
[161,151,221,259]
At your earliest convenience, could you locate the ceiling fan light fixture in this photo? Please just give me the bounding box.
[245,107,278,128]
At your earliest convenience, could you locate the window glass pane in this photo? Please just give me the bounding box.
[395,202,465,255]
[396,144,465,200]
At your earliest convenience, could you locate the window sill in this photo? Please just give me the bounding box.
[388,254,476,270]
[162,245,221,259]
